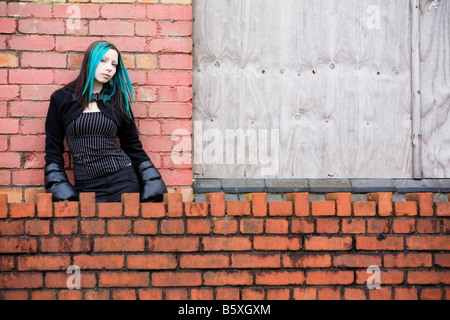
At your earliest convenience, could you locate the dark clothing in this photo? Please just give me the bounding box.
[44,87,168,203]
[66,111,131,181]
[75,164,140,203]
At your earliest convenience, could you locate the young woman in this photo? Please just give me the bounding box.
[44,41,167,203]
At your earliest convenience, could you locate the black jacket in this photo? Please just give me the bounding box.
[44,87,167,202]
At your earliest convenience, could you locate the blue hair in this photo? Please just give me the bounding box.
[82,42,135,120]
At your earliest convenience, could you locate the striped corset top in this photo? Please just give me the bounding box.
[65,111,132,181]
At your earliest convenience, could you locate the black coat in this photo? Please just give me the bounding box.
[44,87,167,202]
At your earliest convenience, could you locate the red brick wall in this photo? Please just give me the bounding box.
[0,192,449,300]
[0,1,193,202]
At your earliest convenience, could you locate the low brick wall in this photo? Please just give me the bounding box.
[0,192,449,300]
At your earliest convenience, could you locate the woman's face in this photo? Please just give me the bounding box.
[94,49,119,87]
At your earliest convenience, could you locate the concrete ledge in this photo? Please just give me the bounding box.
[193,178,450,194]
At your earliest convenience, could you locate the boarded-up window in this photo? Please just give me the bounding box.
[192,0,449,179]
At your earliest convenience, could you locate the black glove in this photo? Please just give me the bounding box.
[135,161,168,202]
[44,163,78,202]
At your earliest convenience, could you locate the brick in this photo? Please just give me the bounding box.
[138,289,163,300]
[240,219,263,234]
[112,290,136,301]
[79,193,96,218]
[2,291,28,300]
[164,192,183,217]
[141,202,166,218]
[205,193,225,217]
[80,220,105,235]
[0,193,7,218]
[227,201,251,216]
[184,202,208,217]
[286,193,309,217]
[0,273,43,289]
[311,201,335,216]
[53,202,79,218]
[18,255,70,271]
[242,288,265,300]
[160,220,185,235]
[265,219,289,234]
[395,288,418,300]
[202,237,251,251]
[0,238,37,253]
[356,270,404,285]
[10,203,35,218]
[254,236,301,251]
[420,288,442,300]
[342,219,365,234]
[231,254,280,268]
[99,272,149,288]
[406,236,450,250]
[107,220,132,235]
[318,288,341,300]
[256,271,304,285]
[133,220,158,235]
[187,219,211,234]
[344,288,367,300]
[283,253,332,268]
[367,219,389,234]
[246,193,267,217]
[333,254,382,268]
[367,192,393,216]
[306,271,354,285]
[407,271,450,284]
[316,219,340,234]
[417,219,440,233]
[98,203,122,218]
[293,288,317,300]
[152,272,201,287]
[127,254,177,270]
[203,271,253,286]
[435,253,450,267]
[123,193,140,217]
[25,220,50,236]
[148,236,199,252]
[41,237,91,253]
[36,193,52,218]
[165,289,189,300]
[269,201,293,216]
[369,287,392,300]
[384,253,432,268]
[356,236,404,250]
[53,220,78,235]
[327,193,351,216]
[395,201,417,216]
[305,236,352,251]
[392,219,415,234]
[0,221,24,236]
[291,219,315,234]
[406,193,434,216]
[89,20,134,36]
[353,201,376,216]
[436,202,450,216]
[73,254,124,270]
[213,219,237,235]
[94,237,145,252]
[180,254,229,269]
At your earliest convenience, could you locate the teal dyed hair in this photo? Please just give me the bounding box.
[82,42,135,120]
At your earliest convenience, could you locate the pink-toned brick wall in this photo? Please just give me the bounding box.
[0,1,193,203]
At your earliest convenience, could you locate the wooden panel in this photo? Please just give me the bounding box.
[420,0,450,178]
[193,0,413,179]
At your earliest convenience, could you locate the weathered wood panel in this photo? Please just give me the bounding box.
[420,0,450,178]
[193,0,413,179]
